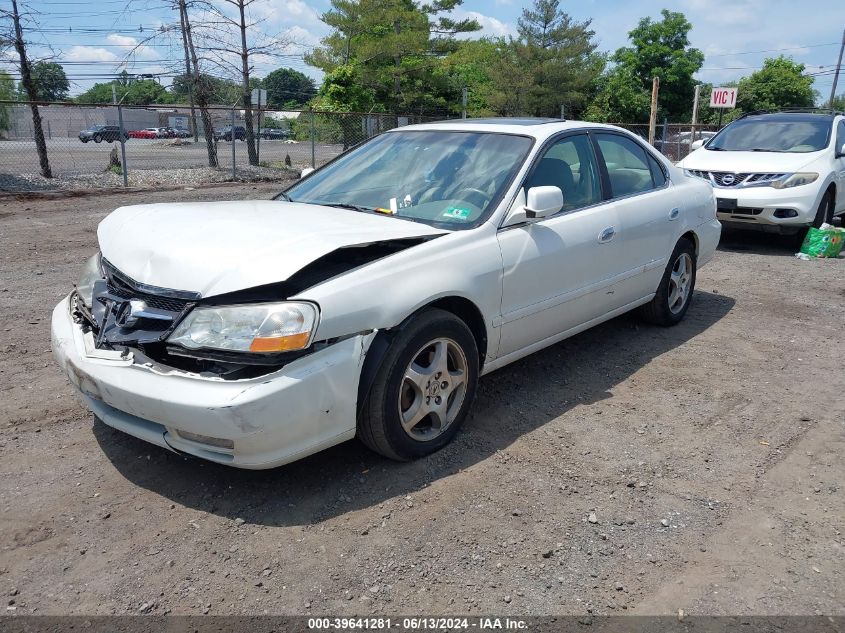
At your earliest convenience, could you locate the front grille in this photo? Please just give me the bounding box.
[106,279,190,313]
[688,170,786,187]
[711,172,751,187]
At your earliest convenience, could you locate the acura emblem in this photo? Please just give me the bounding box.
[721,173,735,185]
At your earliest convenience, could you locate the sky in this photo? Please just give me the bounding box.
[3,0,844,103]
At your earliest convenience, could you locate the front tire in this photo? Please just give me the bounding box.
[640,238,696,326]
[93,134,102,143]
[811,189,834,228]
[358,309,479,461]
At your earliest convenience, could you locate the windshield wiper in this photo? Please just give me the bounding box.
[276,191,292,201]
[320,202,376,213]
[706,146,725,151]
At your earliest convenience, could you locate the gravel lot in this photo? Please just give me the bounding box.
[0,184,843,617]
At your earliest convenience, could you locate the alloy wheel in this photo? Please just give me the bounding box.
[398,337,468,442]
[668,252,693,314]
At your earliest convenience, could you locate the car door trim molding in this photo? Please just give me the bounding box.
[493,256,665,328]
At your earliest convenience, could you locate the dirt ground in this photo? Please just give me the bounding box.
[0,184,843,617]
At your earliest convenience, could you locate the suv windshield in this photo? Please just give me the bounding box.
[707,117,831,153]
[282,130,533,229]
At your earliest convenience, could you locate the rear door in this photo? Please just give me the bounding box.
[592,132,682,304]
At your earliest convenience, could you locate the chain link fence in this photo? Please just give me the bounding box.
[0,101,723,193]
[0,101,442,192]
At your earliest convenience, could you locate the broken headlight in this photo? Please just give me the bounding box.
[76,252,104,308]
[168,302,319,353]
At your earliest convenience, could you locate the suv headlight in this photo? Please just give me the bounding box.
[76,253,104,308]
[771,172,819,189]
[168,302,319,353]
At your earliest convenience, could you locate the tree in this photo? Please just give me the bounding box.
[831,93,845,111]
[496,0,603,118]
[24,61,69,101]
[0,71,14,134]
[736,56,816,112]
[437,38,500,116]
[584,64,650,122]
[76,79,172,105]
[307,0,480,114]
[605,10,703,121]
[264,67,316,108]
[3,0,51,177]
[177,0,217,168]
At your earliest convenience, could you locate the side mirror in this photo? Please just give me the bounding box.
[300,166,315,179]
[524,186,563,219]
[690,139,705,151]
[837,143,845,158]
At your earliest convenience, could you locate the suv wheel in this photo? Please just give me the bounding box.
[811,189,834,228]
[358,309,479,461]
[93,134,102,143]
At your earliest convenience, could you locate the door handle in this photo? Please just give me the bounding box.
[669,207,680,220]
[598,226,616,243]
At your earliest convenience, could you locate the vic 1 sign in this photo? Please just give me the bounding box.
[710,87,737,108]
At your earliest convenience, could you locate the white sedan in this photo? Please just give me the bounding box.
[51,118,720,469]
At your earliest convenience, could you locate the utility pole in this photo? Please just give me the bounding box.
[560,104,565,120]
[461,86,467,119]
[690,84,701,153]
[10,0,51,178]
[829,28,845,109]
[648,76,660,145]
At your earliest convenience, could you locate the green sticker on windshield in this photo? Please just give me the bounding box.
[442,206,471,220]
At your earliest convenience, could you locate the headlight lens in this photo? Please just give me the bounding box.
[77,253,103,308]
[168,302,319,353]
[771,172,819,189]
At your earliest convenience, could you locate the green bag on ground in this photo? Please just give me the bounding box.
[799,227,845,258]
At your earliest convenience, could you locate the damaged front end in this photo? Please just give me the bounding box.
[74,236,436,379]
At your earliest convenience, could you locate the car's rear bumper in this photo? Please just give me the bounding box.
[51,294,375,469]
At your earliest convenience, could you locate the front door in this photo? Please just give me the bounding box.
[496,133,621,358]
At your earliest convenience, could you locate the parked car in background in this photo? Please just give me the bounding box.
[78,125,127,144]
[52,118,720,469]
[678,111,845,234]
[260,127,289,140]
[215,125,247,141]
[128,128,158,139]
[168,127,192,138]
[655,131,716,162]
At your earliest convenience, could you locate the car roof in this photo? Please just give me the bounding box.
[390,117,622,140]
[739,112,838,123]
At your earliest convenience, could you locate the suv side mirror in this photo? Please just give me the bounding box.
[300,167,315,179]
[690,139,705,151]
[524,186,563,219]
[837,142,845,158]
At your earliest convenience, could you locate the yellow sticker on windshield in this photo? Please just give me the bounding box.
[442,206,470,220]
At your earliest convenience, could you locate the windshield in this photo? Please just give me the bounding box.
[283,130,533,229]
[707,118,831,152]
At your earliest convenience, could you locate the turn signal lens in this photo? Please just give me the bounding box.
[249,332,312,353]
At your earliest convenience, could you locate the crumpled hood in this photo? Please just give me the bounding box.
[678,148,823,173]
[98,200,444,297]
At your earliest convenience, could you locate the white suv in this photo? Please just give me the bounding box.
[678,111,845,234]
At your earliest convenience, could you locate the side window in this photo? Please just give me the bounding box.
[595,133,657,198]
[524,134,602,212]
[648,153,667,187]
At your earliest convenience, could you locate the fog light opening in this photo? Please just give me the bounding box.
[773,208,798,219]
[176,430,234,450]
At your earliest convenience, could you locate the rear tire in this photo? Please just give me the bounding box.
[639,238,697,326]
[358,309,479,461]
